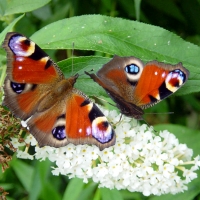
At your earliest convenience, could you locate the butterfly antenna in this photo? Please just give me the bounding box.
[142,112,174,132]
[141,117,158,133]
[93,95,116,107]
[114,113,123,126]
[144,112,174,115]
[141,117,151,127]
[78,69,95,77]
[87,69,94,73]
[72,42,74,74]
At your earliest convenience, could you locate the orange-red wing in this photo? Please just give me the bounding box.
[133,63,189,107]
[65,92,115,149]
[12,56,59,83]
[3,32,62,84]
[65,95,92,139]
[133,65,168,106]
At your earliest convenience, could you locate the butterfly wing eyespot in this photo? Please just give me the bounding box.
[3,32,115,150]
[10,81,26,94]
[165,69,187,92]
[123,57,144,83]
[85,55,189,119]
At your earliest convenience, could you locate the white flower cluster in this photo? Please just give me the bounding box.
[11,109,200,196]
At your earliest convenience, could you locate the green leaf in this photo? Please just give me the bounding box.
[77,182,97,200]
[0,14,24,43]
[2,0,51,16]
[120,191,141,199]
[99,188,123,200]
[31,15,200,95]
[0,183,13,190]
[29,161,51,200]
[63,178,85,200]
[146,0,185,22]
[40,181,61,200]
[0,0,7,16]
[11,158,34,192]
[93,187,101,200]
[182,94,200,112]
[134,0,141,21]
[29,166,41,200]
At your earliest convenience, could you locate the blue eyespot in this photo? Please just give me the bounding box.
[52,126,66,140]
[125,64,139,74]
[10,81,25,94]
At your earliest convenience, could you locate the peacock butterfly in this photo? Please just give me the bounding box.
[2,32,115,150]
[86,55,189,119]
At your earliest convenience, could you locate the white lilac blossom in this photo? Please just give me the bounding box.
[12,108,200,196]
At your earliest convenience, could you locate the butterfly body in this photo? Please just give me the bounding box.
[86,55,189,119]
[2,32,115,150]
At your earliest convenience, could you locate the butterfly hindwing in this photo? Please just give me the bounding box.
[27,88,115,150]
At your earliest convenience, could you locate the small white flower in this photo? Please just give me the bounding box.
[34,146,56,161]
[108,110,121,123]
[10,138,25,148]
[24,134,37,146]
[107,161,123,177]
[11,107,200,196]
[193,155,200,169]
[115,122,132,139]
[159,164,175,178]
[51,167,60,176]
[183,169,197,182]
[100,149,114,162]
[16,150,33,160]
[93,163,108,181]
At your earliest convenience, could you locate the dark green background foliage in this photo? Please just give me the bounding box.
[0,0,200,199]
